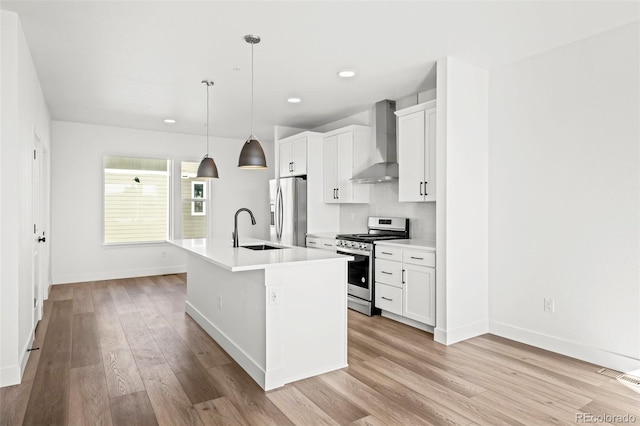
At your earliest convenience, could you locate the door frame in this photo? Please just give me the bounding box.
[32,126,47,323]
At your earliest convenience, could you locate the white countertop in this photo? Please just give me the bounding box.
[168,238,353,272]
[306,232,338,239]
[375,239,436,251]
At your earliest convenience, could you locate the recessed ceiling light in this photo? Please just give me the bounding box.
[338,69,357,78]
[287,97,302,103]
[163,118,176,124]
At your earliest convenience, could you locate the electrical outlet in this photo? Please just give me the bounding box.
[544,298,555,313]
[269,287,281,305]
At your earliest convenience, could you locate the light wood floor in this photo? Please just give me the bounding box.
[1,274,638,425]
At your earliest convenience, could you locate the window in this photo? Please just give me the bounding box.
[191,181,206,216]
[104,156,170,244]
[181,161,207,238]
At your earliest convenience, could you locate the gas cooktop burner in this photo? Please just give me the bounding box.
[336,216,410,245]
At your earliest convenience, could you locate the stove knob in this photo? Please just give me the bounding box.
[360,243,366,250]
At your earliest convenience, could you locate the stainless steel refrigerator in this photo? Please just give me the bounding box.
[269,177,307,247]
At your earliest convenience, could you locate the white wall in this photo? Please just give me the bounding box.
[51,121,273,284]
[435,57,490,345]
[488,22,640,372]
[0,11,52,386]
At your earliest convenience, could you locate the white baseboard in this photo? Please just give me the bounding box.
[20,332,34,378]
[52,265,186,284]
[0,333,34,388]
[185,301,266,389]
[490,320,640,373]
[434,320,489,345]
[0,365,20,387]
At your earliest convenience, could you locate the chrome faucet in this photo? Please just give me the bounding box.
[233,208,256,247]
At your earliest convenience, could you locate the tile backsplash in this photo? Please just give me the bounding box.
[339,182,436,240]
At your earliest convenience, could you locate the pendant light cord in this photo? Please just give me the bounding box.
[250,42,254,136]
[206,83,210,155]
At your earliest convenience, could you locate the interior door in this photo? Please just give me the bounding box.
[32,130,44,323]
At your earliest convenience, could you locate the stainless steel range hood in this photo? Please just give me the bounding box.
[351,99,398,184]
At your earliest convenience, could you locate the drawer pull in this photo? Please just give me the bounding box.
[410,256,424,260]
[381,251,393,255]
[323,243,333,247]
[381,297,393,301]
[308,241,317,244]
[381,271,392,275]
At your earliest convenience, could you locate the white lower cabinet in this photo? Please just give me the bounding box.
[374,243,436,328]
[306,236,336,251]
[375,283,402,316]
[402,263,435,325]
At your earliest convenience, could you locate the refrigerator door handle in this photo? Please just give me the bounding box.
[276,184,284,241]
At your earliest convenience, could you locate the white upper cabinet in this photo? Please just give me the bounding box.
[322,126,370,204]
[279,134,307,177]
[395,100,436,202]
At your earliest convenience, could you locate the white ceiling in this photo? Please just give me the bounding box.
[2,1,638,142]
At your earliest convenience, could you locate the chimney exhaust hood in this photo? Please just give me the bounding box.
[351,99,398,184]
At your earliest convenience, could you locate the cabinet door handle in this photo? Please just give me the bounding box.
[381,271,392,275]
[336,188,339,199]
[424,181,428,196]
[291,162,295,172]
[419,181,423,196]
[381,251,393,255]
[402,269,406,284]
[381,297,393,302]
[333,188,336,199]
[410,256,424,260]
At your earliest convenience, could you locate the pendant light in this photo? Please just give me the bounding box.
[196,80,219,178]
[238,34,267,169]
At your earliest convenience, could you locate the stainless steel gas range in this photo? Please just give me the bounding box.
[336,217,409,316]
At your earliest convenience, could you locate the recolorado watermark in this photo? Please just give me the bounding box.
[576,413,637,423]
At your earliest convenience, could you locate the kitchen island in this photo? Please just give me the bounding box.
[168,238,352,391]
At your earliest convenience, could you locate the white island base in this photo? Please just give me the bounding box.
[174,239,349,391]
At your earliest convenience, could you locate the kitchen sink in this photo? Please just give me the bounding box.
[241,244,285,251]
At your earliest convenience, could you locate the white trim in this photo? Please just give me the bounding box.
[0,364,20,387]
[0,332,34,387]
[490,320,640,373]
[434,327,447,345]
[185,301,266,389]
[446,320,489,345]
[52,265,186,285]
[433,320,489,345]
[394,99,437,117]
[20,332,34,378]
